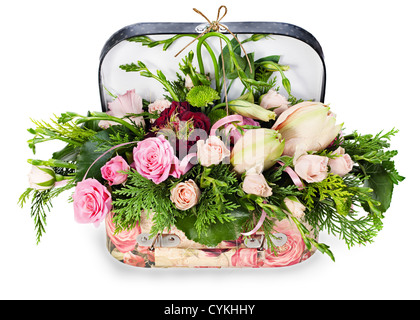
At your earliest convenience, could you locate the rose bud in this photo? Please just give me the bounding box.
[294,154,329,183]
[185,74,194,90]
[284,196,306,219]
[148,98,171,123]
[272,101,343,157]
[228,99,276,122]
[197,136,230,167]
[242,166,273,198]
[259,89,291,116]
[28,165,57,191]
[230,128,285,174]
[328,147,354,177]
[100,155,130,186]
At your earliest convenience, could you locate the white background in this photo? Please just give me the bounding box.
[1,0,419,300]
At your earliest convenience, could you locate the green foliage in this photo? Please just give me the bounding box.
[120,61,180,101]
[179,51,211,87]
[28,115,96,153]
[174,164,246,245]
[194,164,241,235]
[176,204,250,247]
[306,200,383,249]
[163,73,189,102]
[302,173,385,249]
[74,130,114,182]
[90,125,142,153]
[304,174,353,214]
[112,170,180,235]
[341,128,399,159]
[342,128,404,214]
[18,181,75,244]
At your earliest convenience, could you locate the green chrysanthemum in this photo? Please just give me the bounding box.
[186,85,220,108]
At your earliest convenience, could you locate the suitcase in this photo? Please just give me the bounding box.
[100,19,326,268]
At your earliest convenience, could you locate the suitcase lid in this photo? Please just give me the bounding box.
[98,21,326,112]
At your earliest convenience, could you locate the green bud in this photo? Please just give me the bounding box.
[228,99,276,122]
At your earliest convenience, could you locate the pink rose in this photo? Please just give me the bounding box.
[294,154,329,183]
[100,155,130,186]
[242,169,272,197]
[329,147,353,177]
[105,212,141,253]
[72,178,112,226]
[132,135,181,184]
[260,89,291,115]
[99,89,144,129]
[262,219,306,267]
[196,136,230,167]
[170,179,201,210]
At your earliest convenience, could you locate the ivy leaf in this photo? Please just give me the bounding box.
[243,52,255,80]
[175,206,250,247]
[254,55,281,65]
[362,163,395,214]
[52,143,80,162]
[74,130,112,182]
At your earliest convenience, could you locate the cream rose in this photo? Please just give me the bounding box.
[284,196,306,219]
[197,136,230,167]
[170,179,201,210]
[148,98,171,123]
[242,169,272,198]
[260,89,291,115]
[294,154,329,183]
[329,147,353,177]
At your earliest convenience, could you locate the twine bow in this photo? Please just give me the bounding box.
[175,5,253,113]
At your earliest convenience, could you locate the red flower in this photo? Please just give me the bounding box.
[179,111,211,133]
[153,101,190,129]
[152,101,211,151]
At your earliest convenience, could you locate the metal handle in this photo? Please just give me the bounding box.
[136,233,181,250]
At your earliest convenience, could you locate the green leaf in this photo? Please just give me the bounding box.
[218,36,246,80]
[52,143,80,162]
[207,108,227,125]
[74,130,113,182]
[175,205,250,247]
[255,55,281,64]
[363,163,395,213]
[332,195,352,216]
[243,52,255,79]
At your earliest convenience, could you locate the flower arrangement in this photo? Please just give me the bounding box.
[19,26,404,264]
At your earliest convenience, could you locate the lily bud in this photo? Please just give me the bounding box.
[272,101,343,157]
[28,165,57,191]
[230,128,285,174]
[228,99,276,122]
